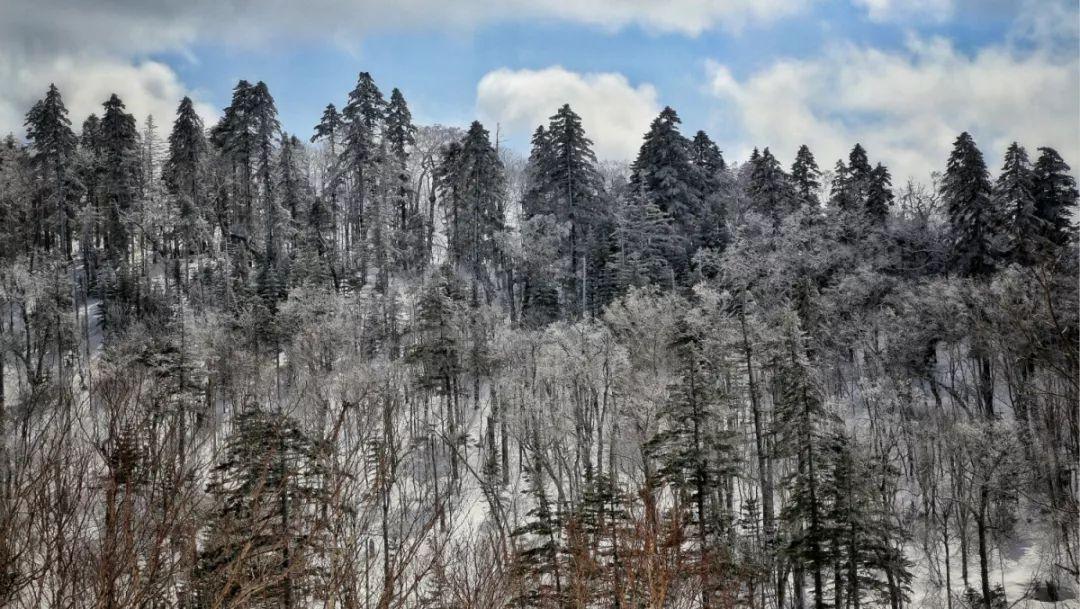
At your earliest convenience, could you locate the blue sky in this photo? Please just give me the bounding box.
[1,0,1076,181]
[159,4,1009,146]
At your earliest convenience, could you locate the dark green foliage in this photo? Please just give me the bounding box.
[645,317,739,602]
[437,122,506,287]
[748,147,792,224]
[942,132,1001,278]
[865,163,894,225]
[196,405,330,608]
[24,84,79,255]
[405,266,464,395]
[791,145,821,211]
[99,94,141,265]
[606,190,684,294]
[520,104,608,319]
[164,96,209,255]
[994,143,1039,264]
[689,130,730,252]
[630,107,704,280]
[1032,146,1078,255]
[510,440,566,608]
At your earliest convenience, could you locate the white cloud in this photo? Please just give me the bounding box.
[705,35,1079,183]
[852,0,954,23]
[476,66,660,160]
[0,0,809,135]
[0,54,216,138]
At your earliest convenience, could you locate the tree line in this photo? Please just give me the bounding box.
[0,73,1075,609]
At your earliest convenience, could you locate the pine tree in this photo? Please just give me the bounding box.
[384,88,423,273]
[630,107,702,280]
[825,432,912,609]
[311,104,342,152]
[942,132,1001,278]
[520,104,606,319]
[511,433,566,608]
[605,190,683,295]
[790,145,821,211]
[689,130,729,251]
[212,80,259,243]
[748,147,792,224]
[830,144,873,215]
[197,405,330,608]
[1031,147,1078,256]
[645,317,738,607]
[437,122,506,292]
[865,163,894,225]
[993,143,1038,264]
[776,311,837,609]
[24,84,78,256]
[342,72,386,285]
[163,96,208,263]
[99,94,141,267]
[250,83,284,306]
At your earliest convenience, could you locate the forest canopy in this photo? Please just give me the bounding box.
[0,74,1076,609]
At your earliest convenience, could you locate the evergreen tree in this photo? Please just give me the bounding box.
[511,433,566,608]
[197,405,330,608]
[776,311,837,609]
[163,96,208,260]
[24,84,78,256]
[385,88,424,273]
[646,317,738,607]
[341,72,386,285]
[690,130,726,174]
[310,103,342,154]
[1031,146,1078,255]
[689,130,729,251]
[99,94,141,267]
[942,132,1001,278]
[993,143,1038,264]
[748,147,792,224]
[520,104,606,319]
[630,107,702,280]
[605,190,683,294]
[212,80,259,242]
[865,163,894,225]
[384,88,416,168]
[437,122,506,293]
[790,145,821,211]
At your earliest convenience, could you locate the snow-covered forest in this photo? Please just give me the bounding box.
[0,74,1076,609]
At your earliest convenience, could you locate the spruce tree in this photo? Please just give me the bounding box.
[865,163,894,225]
[629,107,702,280]
[993,143,1038,264]
[521,104,606,318]
[605,190,683,294]
[790,145,821,211]
[24,84,78,256]
[776,311,837,609]
[197,405,330,608]
[689,130,729,251]
[1031,146,1078,256]
[99,94,141,267]
[163,96,208,262]
[748,147,792,224]
[941,132,1000,278]
[645,317,738,607]
[384,88,423,272]
[436,122,506,292]
[342,72,386,285]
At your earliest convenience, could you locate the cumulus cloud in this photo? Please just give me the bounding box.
[0,0,808,135]
[476,67,660,160]
[0,55,217,137]
[852,0,955,23]
[705,35,1079,183]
